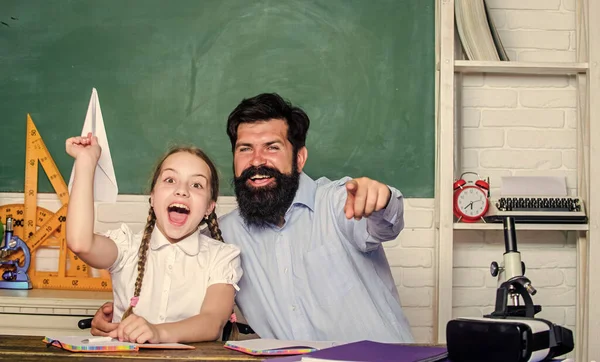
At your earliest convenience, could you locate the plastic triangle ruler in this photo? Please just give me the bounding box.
[0,114,112,291]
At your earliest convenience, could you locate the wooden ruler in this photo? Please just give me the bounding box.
[0,114,111,291]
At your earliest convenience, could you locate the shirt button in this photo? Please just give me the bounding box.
[291,305,296,311]
[284,268,288,273]
[168,265,173,270]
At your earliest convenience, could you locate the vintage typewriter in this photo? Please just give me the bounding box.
[484,196,587,224]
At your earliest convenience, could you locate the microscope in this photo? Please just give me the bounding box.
[487,216,540,319]
[446,217,574,362]
[0,217,33,290]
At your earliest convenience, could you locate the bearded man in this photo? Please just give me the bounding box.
[219,93,413,343]
[89,93,414,343]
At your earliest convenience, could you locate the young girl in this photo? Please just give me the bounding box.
[65,133,242,344]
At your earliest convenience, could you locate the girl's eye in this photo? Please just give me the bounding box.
[192,183,203,189]
[164,177,175,183]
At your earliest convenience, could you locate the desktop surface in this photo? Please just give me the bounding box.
[0,334,265,361]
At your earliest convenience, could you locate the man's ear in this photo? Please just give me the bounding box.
[296,146,308,172]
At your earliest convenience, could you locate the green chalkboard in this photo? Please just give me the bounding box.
[0,0,435,197]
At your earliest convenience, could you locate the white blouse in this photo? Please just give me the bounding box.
[104,224,242,324]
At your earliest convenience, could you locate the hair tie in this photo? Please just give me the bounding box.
[130,296,139,307]
[229,312,237,323]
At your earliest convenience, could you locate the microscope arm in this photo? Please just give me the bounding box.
[491,277,536,318]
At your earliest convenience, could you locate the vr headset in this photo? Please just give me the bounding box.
[446,317,574,362]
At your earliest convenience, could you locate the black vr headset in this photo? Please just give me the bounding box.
[447,316,573,362]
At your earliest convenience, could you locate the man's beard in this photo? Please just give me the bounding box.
[233,161,300,228]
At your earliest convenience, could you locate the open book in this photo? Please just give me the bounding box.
[43,336,195,352]
[224,338,340,356]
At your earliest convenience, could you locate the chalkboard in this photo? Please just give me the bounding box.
[0,0,435,197]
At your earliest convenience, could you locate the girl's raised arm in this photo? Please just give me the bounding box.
[65,134,117,269]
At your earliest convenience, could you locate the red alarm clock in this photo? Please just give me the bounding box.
[453,172,490,222]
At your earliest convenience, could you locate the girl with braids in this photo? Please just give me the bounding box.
[65,133,242,344]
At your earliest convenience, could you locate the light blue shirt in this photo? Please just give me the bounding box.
[218,172,414,343]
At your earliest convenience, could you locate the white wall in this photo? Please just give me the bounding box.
[0,0,579,345]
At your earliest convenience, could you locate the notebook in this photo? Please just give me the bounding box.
[224,338,340,356]
[43,335,195,353]
[265,341,449,362]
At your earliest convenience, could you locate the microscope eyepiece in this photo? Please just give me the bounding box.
[503,217,517,253]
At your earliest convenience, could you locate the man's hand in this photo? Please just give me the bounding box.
[110,314,161,344]
[344,177,391,220]
[91,302,118,336]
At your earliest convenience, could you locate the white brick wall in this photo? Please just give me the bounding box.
[487,0,577,63]
[454,0,578,345]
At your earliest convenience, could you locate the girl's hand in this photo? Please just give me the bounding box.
[90,302,118,336]
[65,132,101,164]
[110,314,161,344]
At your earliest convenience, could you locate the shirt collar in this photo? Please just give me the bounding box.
[290,172,316,211]
[150,227,201,256]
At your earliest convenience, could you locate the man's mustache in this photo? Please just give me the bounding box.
[239,165,283,182]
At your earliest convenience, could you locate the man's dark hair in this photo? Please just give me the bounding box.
[226,93,310,153]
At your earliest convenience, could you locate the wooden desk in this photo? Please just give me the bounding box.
[0,335,266,361]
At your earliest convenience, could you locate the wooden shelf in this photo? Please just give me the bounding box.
[453,61,589,75]
[437,0,600,358]
[453,222,589,231]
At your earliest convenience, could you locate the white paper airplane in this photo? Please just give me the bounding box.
[68,88,119,202]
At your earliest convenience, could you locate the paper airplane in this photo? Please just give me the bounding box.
[68,88,119,202]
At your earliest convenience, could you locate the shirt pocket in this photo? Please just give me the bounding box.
[303,243,356,307]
